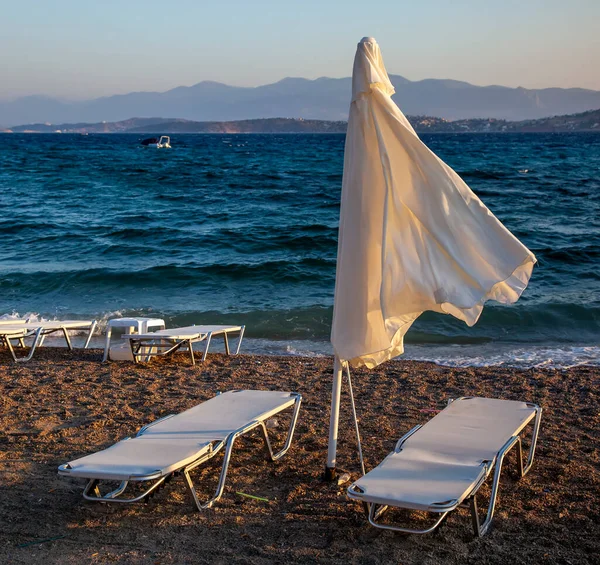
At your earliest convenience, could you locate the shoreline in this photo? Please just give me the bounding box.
[0,349,598,563]
[16,334,600,369]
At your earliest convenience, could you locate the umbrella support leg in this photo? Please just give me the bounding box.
[345,363,365,476]
[325,356,343,481]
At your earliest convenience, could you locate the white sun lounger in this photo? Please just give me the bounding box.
[0,319,97,362]
[125,324,245,365]
[59,389,302,510]
[347,397,542,537]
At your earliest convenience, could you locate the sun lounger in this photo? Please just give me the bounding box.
[125,324,245,365]
[0,319,97,362]
[59,389,302,510]
[347,397,542,537]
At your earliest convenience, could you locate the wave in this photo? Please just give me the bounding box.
[534,245,600,263]
[403,343,600,369]
[0,258,337,289]
[240,339,600,368]
[458,169,511,180]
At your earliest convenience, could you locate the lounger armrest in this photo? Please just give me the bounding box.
[137,414,176,436]
[394,425,422,453]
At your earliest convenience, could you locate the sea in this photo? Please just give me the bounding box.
[1,132,599,368]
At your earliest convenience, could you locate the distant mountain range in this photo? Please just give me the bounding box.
[5,109,600,135]
[2,75,600,127]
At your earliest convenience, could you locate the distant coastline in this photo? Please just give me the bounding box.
[2,108,600,134]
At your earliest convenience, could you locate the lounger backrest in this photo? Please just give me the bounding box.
[401,397,536,464]
[140,390,297,442]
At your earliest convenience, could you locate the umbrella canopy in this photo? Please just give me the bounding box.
[331,37,536,369]
[325,38,535,477]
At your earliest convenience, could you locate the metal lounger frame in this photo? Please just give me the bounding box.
[347,398,542,537]
[59,391,301,511]
[127,326,245,365]
[2,321,97,362]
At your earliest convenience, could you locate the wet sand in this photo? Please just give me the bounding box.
[0,348,598,564]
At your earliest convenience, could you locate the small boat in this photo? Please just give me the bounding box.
[141,135,171,148]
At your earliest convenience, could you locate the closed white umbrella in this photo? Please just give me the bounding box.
[326,38,536,478]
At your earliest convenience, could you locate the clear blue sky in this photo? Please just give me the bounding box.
[1,0,599,100]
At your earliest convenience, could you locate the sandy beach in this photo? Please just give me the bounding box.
[0,348,598,564]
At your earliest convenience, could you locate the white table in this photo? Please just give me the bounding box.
[103,317,166,362]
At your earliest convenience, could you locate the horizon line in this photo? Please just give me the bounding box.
[2,74,598,103]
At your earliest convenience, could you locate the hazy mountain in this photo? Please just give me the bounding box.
[7,109,600,135]
[2,76,600,126]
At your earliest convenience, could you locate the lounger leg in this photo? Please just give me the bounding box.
[189,339,196,365]
[18,338,25,348]
[235,326,245,355]
[13,328,43,362]
[184,437,237,510]
[102,326,112,362]
[182,471,202,509]
[129,339,139,363]
[223,332,230,355]
[104,481,129,499]
[201,333,213,362]
[522,405,543,476]
[82,477,168,504]
[87,480,102,498]
[474,435,521,536]
[471,408,543,536]
[515,437,524,478]
[259,423,274,460]
[258,395,302,461]
[62,328,73,350]
[3,336,18,362]
[469,496,481,537]
[84,320,97,349]
[367,503,450,535]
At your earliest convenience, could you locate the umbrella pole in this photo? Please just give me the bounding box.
[325,355,343,481]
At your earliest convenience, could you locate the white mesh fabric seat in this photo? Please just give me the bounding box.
[140,389,300,441]
[351,448,487,512]
[59,390,302,510]
[63,438,213,481]
[347,397,542,536]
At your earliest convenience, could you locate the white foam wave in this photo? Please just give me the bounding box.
[242,339,600,369]
[400,344,600,369]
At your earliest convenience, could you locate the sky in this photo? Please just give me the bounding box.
[1,0,599,100]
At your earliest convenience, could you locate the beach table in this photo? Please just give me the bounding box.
[102,317,166,362]
[125,325,245,365]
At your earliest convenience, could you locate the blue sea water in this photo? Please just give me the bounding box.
[0,132,599,367]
